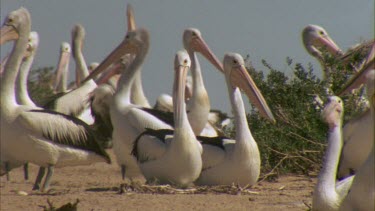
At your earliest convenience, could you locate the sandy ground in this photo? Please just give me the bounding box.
[0,151,315,211]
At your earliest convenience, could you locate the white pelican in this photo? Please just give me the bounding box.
[0,31,39,180]
[43,24,95,124]
[302,24,343,67]
[84,28,172,182]
[312,96,354,211]
[339,69,375,211]
[132,50,202,186]
[53,42,71,93]
[195,53,273,186]
[134,53,274,186]
[337,44,374,179]
[0,7,111,192]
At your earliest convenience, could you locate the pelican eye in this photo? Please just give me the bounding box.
[7,18,13,23]
[319,31,325,35]
[125,35,130,39]
[233,59,238,64]
[183,59,188,64]
[338,100,341,103]
[192,32,197,37]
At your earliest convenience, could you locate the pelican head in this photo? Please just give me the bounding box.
[83,28,150,83]
[0,7,31,45]
[302,24,343,59]
[71,24,86,59]
[61,42,71,53]
[322,96,343,129]
[183,28,224,72]
[53,42,71,91]
[223,53,275,123]
[24,31,39,58]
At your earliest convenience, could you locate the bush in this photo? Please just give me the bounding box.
[28,66,55,106]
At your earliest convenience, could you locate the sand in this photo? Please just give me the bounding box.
[0,151,315,211]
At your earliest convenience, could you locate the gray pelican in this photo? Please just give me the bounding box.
[337,44,374,179]
[339,69,374,211]
[53,42,71,93]
[195,53,272,186]
[132,50,202,186]
[0,7,110,192]
[312,96,354,211]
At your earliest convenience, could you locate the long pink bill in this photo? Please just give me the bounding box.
[231,65,276,123]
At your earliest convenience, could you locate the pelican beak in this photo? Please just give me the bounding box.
[192,37,224,73]
[54,51,70,90]
[127,4,136,31]
[315,35,343,56]
[174,63,190,120]
[0,25,19,45]
[82,40,137,83]
[96,61,122,85]
[231,65,276,123]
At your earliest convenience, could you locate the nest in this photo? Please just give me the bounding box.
[118,182,259,195]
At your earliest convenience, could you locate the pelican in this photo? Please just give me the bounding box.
[134,53,274,186]
[312,96,355,211]
[337,44,374,179]
[132,50,202,186]
[125,4,228,135]
[53,42,71,93]
[339,69,375,211]
[84,28,172,182]
[0,7,110,192]
[43,24,96,124]
[0,31,39,180]
[195,53,273,186]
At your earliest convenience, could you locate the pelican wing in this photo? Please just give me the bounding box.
[132,128,173,163]
[17,109,110,163]
[196,136,229,150]
[43,82,94,116]
[140,107,174,127]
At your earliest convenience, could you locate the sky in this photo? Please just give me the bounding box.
[1,0,374,114]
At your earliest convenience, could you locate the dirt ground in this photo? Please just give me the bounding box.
[0,151,315,211]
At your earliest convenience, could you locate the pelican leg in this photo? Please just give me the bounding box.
[5,162,10,181]
[121,165,126,180]
[23,163,29,180]
[41,165,54,192]
[32,167,45,190]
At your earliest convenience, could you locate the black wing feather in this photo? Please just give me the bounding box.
[29,109,111,163]
[131,128,174,160]
[140,107,174,127]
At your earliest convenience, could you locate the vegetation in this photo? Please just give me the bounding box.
[28,66,55,106]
